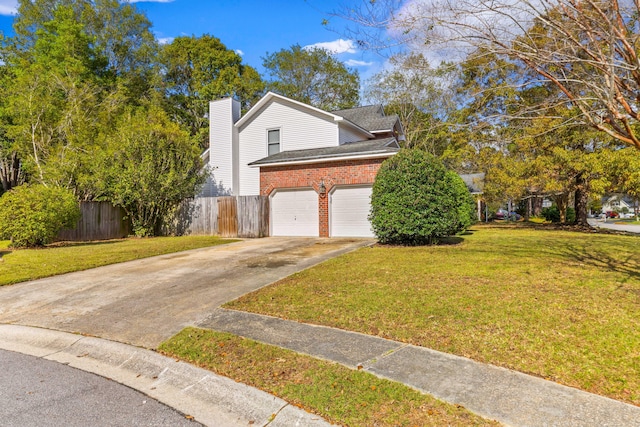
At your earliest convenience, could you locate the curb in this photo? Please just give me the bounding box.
[0,324,332,427]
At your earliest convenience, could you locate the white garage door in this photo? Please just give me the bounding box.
[271,188,319,236]
[330,185,375,237]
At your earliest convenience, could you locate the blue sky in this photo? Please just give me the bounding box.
[0,0,387,81]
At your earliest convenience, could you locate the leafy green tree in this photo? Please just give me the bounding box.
[160,35,264,150]
[340,0,640,150]
[0,184,80,247]
[0,64,23,194]
[4,4,115,199]
[364,53,454,154]
[262,44,359,111]
[11,0,158,100]
[98,104,206,237]
[370,149,474,245]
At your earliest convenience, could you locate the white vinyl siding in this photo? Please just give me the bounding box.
[330,185,375,237]
[339,124,369,144]
[209,98,240,195]
[238,99,338,195]
[271,189,319,236]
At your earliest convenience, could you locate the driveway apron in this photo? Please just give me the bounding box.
[0,237,372,348]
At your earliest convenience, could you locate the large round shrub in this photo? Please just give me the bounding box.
[0,184,80,248]
[370,149,475,245]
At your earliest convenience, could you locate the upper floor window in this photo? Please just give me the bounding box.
[268,129,280,156]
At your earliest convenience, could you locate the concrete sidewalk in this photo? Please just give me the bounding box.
[199,308,640,427]
[0,324,332,427]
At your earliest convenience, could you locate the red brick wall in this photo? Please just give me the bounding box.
[260,158,386,237]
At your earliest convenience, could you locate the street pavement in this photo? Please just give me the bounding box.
[588,218,640,234]
[0,348,200,427]
[0,325,332,427]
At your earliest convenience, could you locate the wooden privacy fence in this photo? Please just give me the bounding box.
[173,196,269,238]
[57,201,131,241]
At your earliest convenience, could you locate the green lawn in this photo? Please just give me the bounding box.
[160,328,497,427]
[226,225,640,405]
[0,236,236,286]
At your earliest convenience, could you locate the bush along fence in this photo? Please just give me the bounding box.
[57,201,131,241]
[170,196,269,238]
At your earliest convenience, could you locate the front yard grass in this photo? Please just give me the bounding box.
[159,327,497,426]
[226,225,640,406]
[0,236,235,286]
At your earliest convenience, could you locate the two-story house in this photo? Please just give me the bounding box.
[202,92,402,237]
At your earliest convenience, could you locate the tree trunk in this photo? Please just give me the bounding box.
[533,196,543,216]
[574,173,589,227]
[555,193,568,223]
[0,152,22,192]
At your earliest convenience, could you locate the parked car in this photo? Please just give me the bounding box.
[605,211,619,218]
[494,209,508,220]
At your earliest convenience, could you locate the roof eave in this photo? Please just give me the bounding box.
[249,151,397,168]
[235,92,346,129]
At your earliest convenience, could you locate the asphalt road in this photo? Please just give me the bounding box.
[0,349,200,427]
[588,218,640,234]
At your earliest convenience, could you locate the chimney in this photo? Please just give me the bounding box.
[209,98,241,196]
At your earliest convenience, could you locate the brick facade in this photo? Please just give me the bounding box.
[260,158,386,237]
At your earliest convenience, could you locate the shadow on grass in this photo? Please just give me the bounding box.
[553,243,640,282]
[48,239,125,249]
[0,250,10,260]
[437,236,464,245]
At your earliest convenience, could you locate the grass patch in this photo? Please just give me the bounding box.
[226,225,640,405]
[0,236,235,286]
[159,327,496,426]
[613,219,640,225]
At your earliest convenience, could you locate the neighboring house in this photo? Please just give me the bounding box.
[459,173,485,221]
[601,194,636,214]
[201,92,403,237]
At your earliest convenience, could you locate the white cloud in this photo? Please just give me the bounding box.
[157,37,174,45]
[304,39,357,55]
[0,0,17,16]
[344,59,373,67]
[235,49,244,56]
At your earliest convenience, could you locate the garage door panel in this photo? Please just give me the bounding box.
[331,185,375,237]
[271,189,319,237]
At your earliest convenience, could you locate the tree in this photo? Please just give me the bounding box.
[97,104,206,237]
[160,35,264,150]
[370,149,474,245]
[0,64,24,193]
[0,184,80,247]
[364,52,455,154]
[338,0,640,150]
[441,49,615,225]
[262,44,359,111]
[10,0,158,100]
[4,4,117,199]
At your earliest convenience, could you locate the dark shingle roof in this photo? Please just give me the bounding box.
[249,138,399,166]
[332,105,399,133]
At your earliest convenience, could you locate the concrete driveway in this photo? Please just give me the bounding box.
[0,237,372,348]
